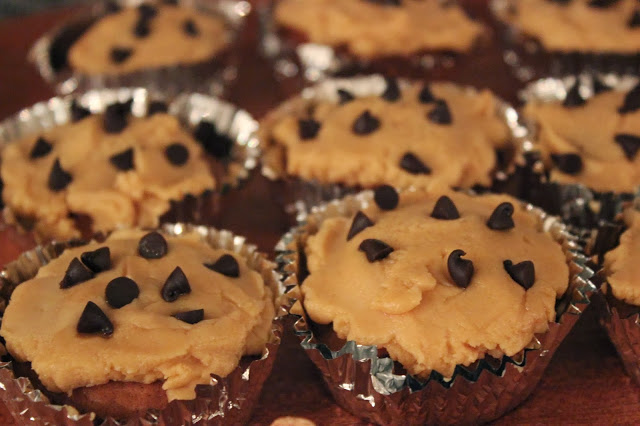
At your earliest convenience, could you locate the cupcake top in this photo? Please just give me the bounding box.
[1,100,216,240]
[274,0,484,57]
[523,81,640,193]
[68,2,229,75]
[501,0,640,53]
[301,189,569,377]
[604,209,640,305]
[261,80,510,190]
[0,229,276,401]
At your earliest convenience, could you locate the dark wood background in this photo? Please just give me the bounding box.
[0,1,639,424]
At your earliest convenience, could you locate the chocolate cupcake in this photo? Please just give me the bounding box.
[0,224,282,423]
[277,188,595,425]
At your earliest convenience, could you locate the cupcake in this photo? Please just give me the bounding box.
[278,188,594,425]
[0,225,281,423]
[0,88,259,241]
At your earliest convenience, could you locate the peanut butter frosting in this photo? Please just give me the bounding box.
[274,0,484,57]
[524,82,640,193]
[1,104,215,240]
[604,210,640,306]
[262,81,510,190]
[69,2,229,75]
[0,229,276,401]
[503,0,640,53]
[301,189,569,377]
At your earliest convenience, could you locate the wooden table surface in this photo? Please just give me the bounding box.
[0,2,639,424]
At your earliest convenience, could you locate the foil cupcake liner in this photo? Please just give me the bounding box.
[0,223,285,425]
[29,0,251,96]
[0,87,260,242]
[275,189,596,425]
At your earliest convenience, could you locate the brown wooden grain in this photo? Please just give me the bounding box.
[0,2,639,425]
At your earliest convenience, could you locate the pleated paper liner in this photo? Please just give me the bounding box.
[29,0,250,96]
[0,223,284,425]
[276,189,596,425]
[0,87,260,243]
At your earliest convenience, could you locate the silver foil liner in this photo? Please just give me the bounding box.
[0,87,260,241]
[0,223,285,425]
[30,0,251,96]
[275,189,596,425]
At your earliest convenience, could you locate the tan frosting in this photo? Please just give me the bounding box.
[274,0,484,57]
[69,4,229,75]
[1,113,215,240]
[604,210,640,306]
[263,82,510,190]
[505,0,640,53]
[0,229,276,401]
[524,89,640,193]
[302,191,569,377]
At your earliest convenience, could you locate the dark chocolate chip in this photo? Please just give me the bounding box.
[447,250,474,289]
[30,137,52,159]
[138,231,168,259]
[109,148,134,171]
[298,118,321,140]
[183,19,199,37]
[358,239,394,262]
[193,121,233,158]
[503,260,535,290]
[382,77,401,102]
[77,301,113,337]
[337,89,355,104]
[110,47,133,64]
[347,211,374,241]
[614,134,640,161]
[619,83,640,114]
[205,254,240,278]
[486,202,515,231]
[364,0,402,6]
[563,81,586,108]
[105,277,140,308]
[546,0,571,4]
[587,0,620,7]
[629,10,640,28]
[161,266,191,302]
[48,158,73,192]
[164,0,179,5]
[70,100,91,122]
[400,153,431,174]
[427,99,452,124]
[138,3,158,19]
[430,195,460,220]
[81,247,111,273]
[133,18,151,38]
[173,309,204,324]
[165,143,189,166]
[352,110,381,135]
[418,85,435,104]
[105,1,121,13]
[374,185,399,210]
[60,258,95,289]
[550,153,583,175]
[148,101,168,115]
[593,77,612,95]
[103,101,131,134]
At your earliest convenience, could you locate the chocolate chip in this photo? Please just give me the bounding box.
[418,85,435,104]
[173,309,204,324]
[165,143,189,166]
[103,101,131,134]
[629,10,640,28]
[81,247,111,273]
[133,18,151,38]
[162,266,191,302]
[138,3,158,19]
[110,47,133,64]
[382,77,401,102]
[430,195,460,220]
[148,101,168,115]
[614,134,640,161]
[298,118,321,140]
[30,137,52,159]
[374,185,399,210]
[164,0,179,5]
[77,301,113,337]
[109,148,134,171]
[205,254,240,278]
[337,89,355,104]
[359,239,394,262]
[563,81,586,108]
[105,1,121,13]
[70,100,91,122]
[427,99,452,124]
[400,153,431,174]
[48,158,72,192]
[352,110,381,135]
[364,0,402,6]
[619,83,640,114]
[587,0,620,7]
[503,260,535,290]
[347,211,374,241]
[193,121,233,158]
[486,202,515,231]
[550,153,583,175]
[447,250,474,289]
[593,77,612,95]
[547,0,571,4]
[183,19,199,37]
[138,231,168,259]
[60,258,95,289]
[106,277,140,308]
